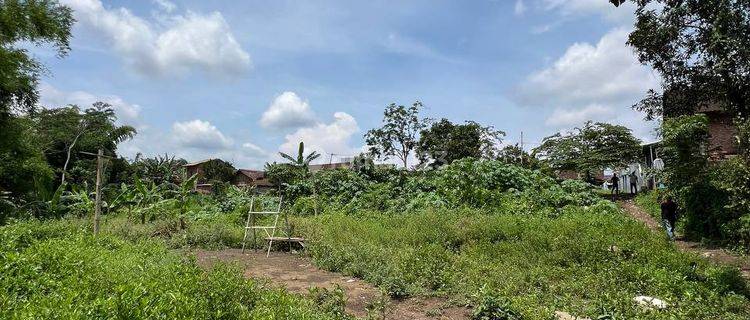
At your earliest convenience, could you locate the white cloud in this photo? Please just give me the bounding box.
[279,112,360,163]
[517,28,658,108]
[515,28,660,140]
[62,0,251,77]
[545,104,615,126]
[121,122,269,169]
[39,82,142,126]
[171,119,233,150]
[514,0,527,16]
[241,142,268,159]
[540,0,635,22]
[260,92,318,130]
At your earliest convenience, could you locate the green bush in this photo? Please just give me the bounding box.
[0,220,339,319]
[288,159,604,214]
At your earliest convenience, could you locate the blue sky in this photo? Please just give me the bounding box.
[35,0,660,168]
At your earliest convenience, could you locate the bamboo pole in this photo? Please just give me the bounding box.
[93,149,103,235]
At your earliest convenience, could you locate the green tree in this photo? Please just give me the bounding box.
[365,102,426,168]
[0,116,53,198]
[533,121,642,180]
[201,159,236,183]
[0,0,73,201]
[0,0,73,115]
[33,103,136,186]
[661,115,710,189]
[624,0,750,119]
[416,119,504,167]
[129,153,188,186]
[264,162,307,187]
[279,141,321,169]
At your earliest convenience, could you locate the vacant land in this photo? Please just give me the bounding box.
[294,208,749,319]
[2,196,749,319]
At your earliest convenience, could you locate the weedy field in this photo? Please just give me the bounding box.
[295,208,749,319]
[2,160,749,319]
[0,220,340,319]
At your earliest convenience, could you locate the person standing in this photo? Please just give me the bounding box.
[610,173,620,196]
[660,195,678,240]
[629,171,639,195]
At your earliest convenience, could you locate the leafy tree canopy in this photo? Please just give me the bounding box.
[533,121,642,179]
[365,102,426,168]
[416,118,504,167]
[32,102,136,185]
[0,0,73,199]
[201,159,236,183]
[626,0,750,119]
[0,0,74,115]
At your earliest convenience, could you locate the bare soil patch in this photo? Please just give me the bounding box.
[192,249,469,319]
[620,200,750,279]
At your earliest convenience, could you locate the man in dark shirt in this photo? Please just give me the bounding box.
[610,173,620,196]
[660,196,678,240]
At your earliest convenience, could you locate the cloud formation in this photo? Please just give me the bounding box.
[62,0,251,77]
[171,119,233,151]
[260,92,318,130]
[279,112,360,163]
[544,104,615,126]
[39,82,142,126]
[515,28,659,138]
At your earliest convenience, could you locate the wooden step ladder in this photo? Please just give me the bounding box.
[241,196,305,257]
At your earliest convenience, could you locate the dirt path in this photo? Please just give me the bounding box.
[192,249,469,319]
[620,200,750,279]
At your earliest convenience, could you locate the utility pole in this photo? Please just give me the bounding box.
[520,131,524,165]
[81,149,113,235]
[93,149,104,235]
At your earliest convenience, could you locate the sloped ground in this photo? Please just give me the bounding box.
[193,249,470,319]
[620,200,750,279]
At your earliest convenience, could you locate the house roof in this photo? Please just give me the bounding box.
[183,159,214,167]
[309,162,352,171]
[236,169,266,180]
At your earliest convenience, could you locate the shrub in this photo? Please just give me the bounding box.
[472,286,522,320]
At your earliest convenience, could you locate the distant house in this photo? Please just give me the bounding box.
[233,169,274,190]
[183,159,214,180]
[183,159,214,193]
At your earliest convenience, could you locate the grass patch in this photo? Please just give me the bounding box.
[295,206,750,319]
[0,219,342,319]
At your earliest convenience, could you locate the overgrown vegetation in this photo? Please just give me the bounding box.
[295,208,749,319]
[0,219,342,319]
[652,115,750,250]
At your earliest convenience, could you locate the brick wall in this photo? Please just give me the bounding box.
[706,112,738,157]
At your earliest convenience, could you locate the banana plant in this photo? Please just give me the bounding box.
[63,184,95,217]
[108,183,137,218]
[172,173,198,229]
[132,176,163,223]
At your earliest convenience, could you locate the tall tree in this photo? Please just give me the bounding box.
[624,0,750,119]
[416,119,504,167]
[33,103,136,186]
[533,121,642,180]
[0,0,73,115]
[365,101,426,168]
[0,0,73,199]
